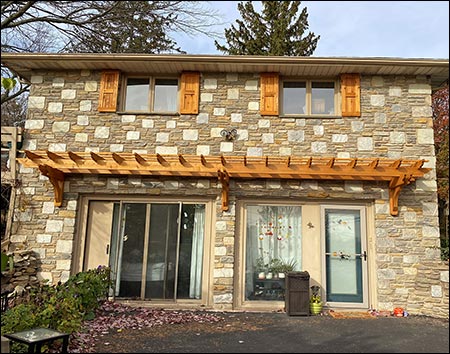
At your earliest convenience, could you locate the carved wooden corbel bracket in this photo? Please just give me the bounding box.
[217,169,230,212]
[388,174,415,216]
[38,164,65,207]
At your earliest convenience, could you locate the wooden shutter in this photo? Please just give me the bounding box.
[98,70,120,112]
[180,72,200,114]
[340,73,361,117]
[260,73,279,116]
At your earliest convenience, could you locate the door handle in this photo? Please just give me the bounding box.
[106,244,110,255]
[354,251,367,260]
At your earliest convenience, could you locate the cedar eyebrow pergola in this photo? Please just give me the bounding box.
[18,151,430,216]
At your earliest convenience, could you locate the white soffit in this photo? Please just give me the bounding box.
[1,53,448,86]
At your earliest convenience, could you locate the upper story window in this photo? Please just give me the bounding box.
[123,76,179,113]
[282,80,337,116]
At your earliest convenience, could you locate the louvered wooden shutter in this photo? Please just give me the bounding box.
[340,74,361,117]
[260,73,279,116]
[180,72,200,114]
[98,70,120,112]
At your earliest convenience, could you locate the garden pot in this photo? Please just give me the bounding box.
[310,302,322,315]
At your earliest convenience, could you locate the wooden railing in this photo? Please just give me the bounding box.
[1,126,22,182]
[1,126,22,246]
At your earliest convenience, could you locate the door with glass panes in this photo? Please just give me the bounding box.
[84,201,206,300]
[322,206,368,307]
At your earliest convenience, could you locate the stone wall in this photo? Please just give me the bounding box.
[7,69,446,316]
[1,250,41,293]
[413,262,449,318]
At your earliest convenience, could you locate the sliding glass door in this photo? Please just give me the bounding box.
[86,201,206,300]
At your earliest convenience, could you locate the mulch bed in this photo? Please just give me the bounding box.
[65,301,274,353]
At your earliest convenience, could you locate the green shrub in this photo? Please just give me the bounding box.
[62,265,111,317]
[1,266,111,338]
[1,303,38,333]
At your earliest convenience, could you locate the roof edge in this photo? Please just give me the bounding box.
[1,53,449,67]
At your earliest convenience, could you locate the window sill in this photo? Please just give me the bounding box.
[280,115,342,119]
[117,111,180,116]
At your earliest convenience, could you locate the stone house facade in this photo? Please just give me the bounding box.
[1,53,448,318]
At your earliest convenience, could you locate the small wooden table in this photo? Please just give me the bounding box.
[3,328,69,353]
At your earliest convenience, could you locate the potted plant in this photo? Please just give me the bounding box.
[310,285,323,315]
[255,257,268,279]
[268,258,283,279]
[279,258,297,278]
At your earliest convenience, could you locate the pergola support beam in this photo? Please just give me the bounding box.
[218,169,230,212]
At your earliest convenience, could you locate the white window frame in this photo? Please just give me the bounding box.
[281,78,340,117]
[121,75,180,113]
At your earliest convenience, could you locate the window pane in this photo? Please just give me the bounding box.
[312,82,335,115]
[283,82,306,114]
[154,79,178,112]
[245,205,302,301]
[125,78,150,111]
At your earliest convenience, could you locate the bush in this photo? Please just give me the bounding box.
[63,265,111,317]
[1,266,111,337]
[1,303,39,334]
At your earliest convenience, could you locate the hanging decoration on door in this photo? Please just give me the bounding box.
[332,251,351,260]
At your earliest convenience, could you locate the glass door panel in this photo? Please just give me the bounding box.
[145,204,179,299]
[116,203,147,298]
[109,202,121,295]
[177,204,205,299]
[325,208,364,303]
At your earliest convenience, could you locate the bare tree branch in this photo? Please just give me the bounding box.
[1,1,224,110]
[1,1,38,29]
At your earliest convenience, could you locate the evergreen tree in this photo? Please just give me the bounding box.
[215,1,319,56]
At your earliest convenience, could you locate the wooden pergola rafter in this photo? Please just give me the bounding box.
[18,151,431,216]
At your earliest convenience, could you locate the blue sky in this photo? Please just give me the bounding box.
[173,1,449,58]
